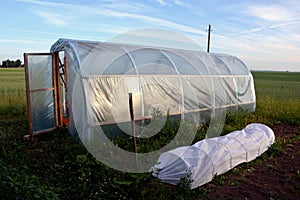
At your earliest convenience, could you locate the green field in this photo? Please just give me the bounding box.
[253,71,300,125]
[0,68,26,116]
[0,68,300,199]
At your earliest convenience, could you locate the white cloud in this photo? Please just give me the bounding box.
[155,0,166,5]
[80,22,131,35]
[269,19,300,29]
[33,10,69,26]
[154,0,189,7]
[225,27,263,37]
[18,0,154,14]
[214,2,300,70]
[0,38,36,44]
[16,0,69,8]
[19,0,201,35]
[246,5,293,21]
[97,9,205,36]
[173,0,186,6]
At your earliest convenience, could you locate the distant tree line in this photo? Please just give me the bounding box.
[0,59,24,68]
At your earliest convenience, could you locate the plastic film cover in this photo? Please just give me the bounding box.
[50,39,256,139]
[151,123,275,189]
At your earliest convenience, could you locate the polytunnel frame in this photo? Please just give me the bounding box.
[78,49,254,144]
[79,47,212,128]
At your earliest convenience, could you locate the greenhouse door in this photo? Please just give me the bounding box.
[24,52,63,138]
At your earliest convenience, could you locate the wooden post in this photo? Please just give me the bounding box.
[129,93,138,168]
[207,24,212,53]
[24,53,33,140]
[54,52,63,127]
[63,55,69,127]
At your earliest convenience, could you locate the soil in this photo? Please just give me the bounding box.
[200,124,300,200]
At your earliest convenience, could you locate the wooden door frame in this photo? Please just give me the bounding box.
[24,52,63,139]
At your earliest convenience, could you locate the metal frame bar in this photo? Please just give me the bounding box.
[81,74,252,78]
[88,100,256,127]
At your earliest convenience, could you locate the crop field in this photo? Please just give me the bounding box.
[252,71,300,124]
[0,68,26,116]
[0,68,299,199]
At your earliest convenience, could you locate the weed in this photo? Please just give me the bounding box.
[213,173,227,185]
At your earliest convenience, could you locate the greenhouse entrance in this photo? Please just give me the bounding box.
[24,52,66,138]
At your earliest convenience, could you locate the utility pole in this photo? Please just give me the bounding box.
[206,24,212,53]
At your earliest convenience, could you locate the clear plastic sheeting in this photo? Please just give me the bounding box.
[27,55,56,133]
[151,123,275,189]
[31,90,55,132]
[50,38,256,139]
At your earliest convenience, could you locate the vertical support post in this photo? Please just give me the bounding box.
[54,52,63,127]
[58,54,63,126]
[207,24,212,53]
[64,55,69,127]
[129,93,138,169]
[52,52,59,127]
[24,53,33,140]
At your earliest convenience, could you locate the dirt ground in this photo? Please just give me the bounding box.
[200,124,300,200]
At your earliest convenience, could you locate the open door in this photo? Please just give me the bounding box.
[24,52,63,138]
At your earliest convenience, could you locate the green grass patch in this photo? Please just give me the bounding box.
[252,71,300,82]
[0,70,300,199]
[252,71,300,125]
[0,68,26,117]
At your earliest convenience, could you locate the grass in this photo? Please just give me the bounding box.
[253,71,300,82]
[0,69,300,199]
[253,71,300,125]
[0,68,26,117]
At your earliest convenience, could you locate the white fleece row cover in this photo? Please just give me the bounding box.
[151,123,275,189]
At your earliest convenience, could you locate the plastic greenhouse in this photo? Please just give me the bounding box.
[24,38,256,139]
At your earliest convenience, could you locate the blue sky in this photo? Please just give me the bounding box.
[0,0,299,71]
